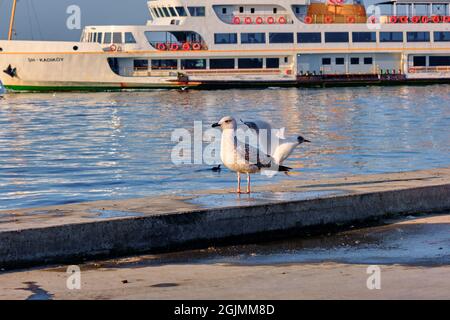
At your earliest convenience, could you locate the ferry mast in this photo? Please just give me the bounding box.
[8,0,18,40]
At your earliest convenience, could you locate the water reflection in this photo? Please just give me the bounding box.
[0,85,449,209]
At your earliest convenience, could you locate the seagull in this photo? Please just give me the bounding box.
[212,116,291,194]
[272,136,311,165]
[241,119,286,156]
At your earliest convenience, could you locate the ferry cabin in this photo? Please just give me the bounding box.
[1,0,450,91]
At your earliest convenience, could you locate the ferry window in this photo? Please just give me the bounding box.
[210,59,235,69]
[222,8,227,14]
[413,56,426,67]
[241,33,266,44]
[125,32,136,44]
[239,7,244,13]
[429,56,450,66]
[181,59,207,70]
[97,33,103,44]
[322,58,331,65]
[364,57,373,65]
[251,8,255,14]
[153,9,160,18]
[214,33,238,44]
[93,33,98,43]
[157,8,165,17]
[297,32,321,43]
[188,7,205,17]
[238,58,263,69]
[169,7,177,17]
[350,57,360,65]
[434,31,450,42]
[352,32,376,43]
[407,32,430,42]
[104,32,112,44]
[134,60,149,70]
[335,58,345,65]
[269,33,294,44]
[113,33,122,44]
[175,7,187,17]
[273,8,278,14]
[325,32,349,43]
[151,59,178,70]
[266,58,280,69]
[380,32,403,42]
[162,7,170,17]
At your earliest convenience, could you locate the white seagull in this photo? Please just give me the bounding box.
[212,116,291,194]
[272,136,311,165]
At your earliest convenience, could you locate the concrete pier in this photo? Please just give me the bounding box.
[1,167,450,269]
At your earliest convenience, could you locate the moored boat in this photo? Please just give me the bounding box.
[1,0,450,91]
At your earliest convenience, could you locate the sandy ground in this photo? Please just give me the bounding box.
[0,213,449,300]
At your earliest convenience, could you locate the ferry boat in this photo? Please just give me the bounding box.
[1,0,450,91]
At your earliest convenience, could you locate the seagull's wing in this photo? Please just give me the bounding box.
[241,120,273,156]
[242,120,272,132]
[235,137,273,167]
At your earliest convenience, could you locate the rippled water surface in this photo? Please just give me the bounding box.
[1,86,449,210]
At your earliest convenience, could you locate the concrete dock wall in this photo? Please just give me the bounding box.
[1,169,450,269]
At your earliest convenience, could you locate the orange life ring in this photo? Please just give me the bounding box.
[156,43,166,51]
[278,16,287,24]
[244,17,252,24]
[170,43,179,51]
[255,17,263,24]
[182,42,191,50]
[411,16,420,23]
[304,16,313,24]
[232,16,241,24]
[347,16,356,24]
[432,15,441,23]
[324,16,333,24]
[400,16,409,23]
[267,16,275,24]
[421,16,429,23]
[110,44,117,51]
[192,43,201,50]
[389,16,398,23]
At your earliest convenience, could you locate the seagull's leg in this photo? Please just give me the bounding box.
[237,172,241,194]
[247,174,251,194]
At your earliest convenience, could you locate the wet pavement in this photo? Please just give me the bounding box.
[186,190,346,208]
[0,213,448,300]
[62,212,449,270]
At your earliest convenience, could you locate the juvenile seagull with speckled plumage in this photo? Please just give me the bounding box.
[212,116,292,194]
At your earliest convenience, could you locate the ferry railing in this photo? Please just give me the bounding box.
[223,14,294,24]
[183,68,283,75]
[301,14,367,24]
[129,68,292,77]
[408,66,450,73]
[149,41,208,51]
[381,15,450,24]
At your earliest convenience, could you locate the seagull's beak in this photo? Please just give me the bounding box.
[212,123,220,128]
[304,139,311,143]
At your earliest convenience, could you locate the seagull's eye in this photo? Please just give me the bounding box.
[225,120,231,123]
